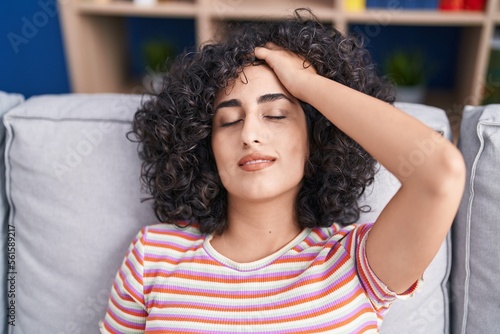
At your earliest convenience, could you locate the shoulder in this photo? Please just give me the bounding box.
[310,222,374,243]
[141,221,203,241]
[138,221,205,252]
[298,223,375,262]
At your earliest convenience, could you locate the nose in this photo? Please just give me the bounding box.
[241,114,264,146]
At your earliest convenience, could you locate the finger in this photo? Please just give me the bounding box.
[262,42,281,50]
[254,46,271,60]
[254,43,285,61]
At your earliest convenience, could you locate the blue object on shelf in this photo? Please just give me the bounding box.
[367,0,439,9]
[403,0,419,9]
[423,0,440,9]
[366,0,381,8]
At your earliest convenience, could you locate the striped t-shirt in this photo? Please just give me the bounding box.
[100,222,421,333]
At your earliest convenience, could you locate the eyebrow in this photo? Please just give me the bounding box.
[214,93,295,112]
[258,93,295,105]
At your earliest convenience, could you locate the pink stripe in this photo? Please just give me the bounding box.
[148,273,361,312]
[144,253,213,263]
[361,258,386,298]
[113,281,136,302]
[294,318,377,334]
[145,327,231,334]
[144,256,354,300]
[313,227,331,240]
[119,271,143,302]
[145,247,348,284]
[277,304,374,330]
[147,304,373,327]
[146,319,376,334]
[278,252,325,262]
[105,307,145,330]
[109,293,146,316]
[148,226,201,240]
[105,223,392,332]
[144,268,305,281]
[131,246,143,265]
[147,239,204,252]
[143,252,318,277]
[123,255,142,284]
[356,226,392,303]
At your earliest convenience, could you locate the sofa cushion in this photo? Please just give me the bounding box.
[451,104,500,334]
[3,94,156,333]
[0,91,25,333]
[3,96,453,333]
[359,102,453,334]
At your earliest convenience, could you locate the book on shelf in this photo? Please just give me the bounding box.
[402,0,418,9]
[365,0,379,8]
[365,0,440,10]
[439,0,485,10]
[439,0,464,10]
[463,0,486,10]
[365,0,484,10]
[345,0,367,11]
[423,0,440,9]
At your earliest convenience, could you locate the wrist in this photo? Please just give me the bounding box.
[294,73,326,104]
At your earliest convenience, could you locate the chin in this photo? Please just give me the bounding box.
[230,184,301,203]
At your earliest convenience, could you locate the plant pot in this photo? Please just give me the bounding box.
[134,0,156,5]
[143,73,164,94]
[395,85,426,104]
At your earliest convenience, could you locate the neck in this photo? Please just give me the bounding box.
[211,195,303,263]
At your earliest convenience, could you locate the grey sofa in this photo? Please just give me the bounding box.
[0,91,498,334]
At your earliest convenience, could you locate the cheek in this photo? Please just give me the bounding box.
[211,133,233,178]
[218,171,232,191]
[281,134,308,179]
[211,136,223,168]
[289,125,309,160]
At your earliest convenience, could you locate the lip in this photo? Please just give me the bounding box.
[238,153,276,172]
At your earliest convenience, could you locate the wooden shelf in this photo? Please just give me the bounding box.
[78,1,197,17]
[57,0,500,109]
[345,10,486,26]
[203,0,335,21]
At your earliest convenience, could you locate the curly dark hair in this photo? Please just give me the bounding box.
[130,8,394,235]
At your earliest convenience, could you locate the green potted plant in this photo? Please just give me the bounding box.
[142,39,177,94]
[384,49,426,103]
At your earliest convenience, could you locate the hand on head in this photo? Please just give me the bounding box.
[254,43,317,102]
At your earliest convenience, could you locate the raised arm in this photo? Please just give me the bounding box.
[255,44,465,293]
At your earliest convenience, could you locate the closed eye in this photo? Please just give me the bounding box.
[221,116,285,127]
[221,119,243,127]
[265,116,286,120]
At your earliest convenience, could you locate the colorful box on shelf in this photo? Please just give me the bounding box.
[366,0,440,9]
[463,0,485,10]
[345,0,367,11]
[439,0,464,10]
[439,0,485,10]
[365,0,379,8]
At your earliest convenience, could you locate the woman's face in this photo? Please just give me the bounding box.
[211,64,309,203]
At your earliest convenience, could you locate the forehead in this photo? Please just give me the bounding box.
[215,64,288,102]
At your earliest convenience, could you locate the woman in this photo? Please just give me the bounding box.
[101,9,465,333]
